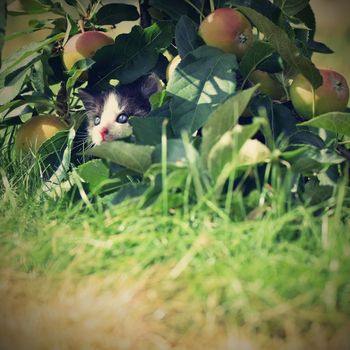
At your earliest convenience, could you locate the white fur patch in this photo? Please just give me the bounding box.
[91,92,132,145]
[101,93,124,126]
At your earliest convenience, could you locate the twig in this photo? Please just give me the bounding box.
[337,145,350,162]
[139,0,151,28]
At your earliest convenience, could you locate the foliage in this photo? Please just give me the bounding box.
[1,1,350,344]
[1,0,349,211]
[0,5,349,242]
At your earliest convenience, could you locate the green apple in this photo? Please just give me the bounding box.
[290,69,349,119]
[249,70,285,101]
[15,116,68,154]
[63,31,114,70]
[199,8,254,59]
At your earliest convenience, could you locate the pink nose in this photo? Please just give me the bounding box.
[100,127,109,141]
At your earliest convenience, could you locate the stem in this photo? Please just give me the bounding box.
[182,132,204,200]
[224,169,236,216]
[311,85,316,118]
[281,71,290,101]
[89,0,102,20]
[337,145,350,162]
[78,19,85,33]
[334,162,349,227]
[184,0,205,19]
[76,0,88,17]
[161,119,169,215]
[139,0,151,28]
[209,0,215,12]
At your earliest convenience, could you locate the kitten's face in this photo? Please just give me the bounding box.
[79,74,161,145]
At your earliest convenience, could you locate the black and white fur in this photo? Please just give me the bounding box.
[79,73,161,145]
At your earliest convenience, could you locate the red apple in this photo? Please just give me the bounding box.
[15,116,68,154]
[63,31,114,70]
[290,69,349,119]
[199,8,254,59]
[249,70,285,101]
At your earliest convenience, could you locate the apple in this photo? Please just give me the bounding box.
[63,31,114,70]
[166,55,181,81]
[249,70,285,101]
[238,139,271,166]
[15,116,68,154]
[290,69,349,119]
[199,8,254,59]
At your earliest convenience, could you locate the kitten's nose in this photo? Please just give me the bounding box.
[100,127,109,141]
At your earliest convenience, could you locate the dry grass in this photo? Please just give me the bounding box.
[1,270,350,350]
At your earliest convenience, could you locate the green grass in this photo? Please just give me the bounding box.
[1,158,350,348]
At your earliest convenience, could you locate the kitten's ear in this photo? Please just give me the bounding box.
[78,88,98,110]
[140,73,162,98]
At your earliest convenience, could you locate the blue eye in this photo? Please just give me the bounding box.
[116,113,129,124]
[94,116,101,126]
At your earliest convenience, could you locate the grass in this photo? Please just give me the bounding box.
[1,2,350,347]
[1,158,350,348]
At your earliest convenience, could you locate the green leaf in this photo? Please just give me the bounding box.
[95,4,139,25]
[89,23,173,86]
[149,89,170,110]
[0,70,29,105]
[85,142,155,174]
[294,4,315,41]
[299,112,350,137]
[5,19,52,41]
[307,40,333,54]
[152,139,187,166]
[149,0,200,21]
[274,0,310,16]
[167,46,238,136]
[238,6,322,88]
[283,145,344,174]
[129,116,176,146]
[201,86,259,165]
[207,120,267,181]
[0,51,41,88]
[224,0,282,24]
[0,32,64,80]
[0,95,54,115]
[31,60,47,95]
[239,41,275,79]
[9,0,51,14]
[62,15,73,47]
[0,116,22,129]
[63,0,76,5]
[66,58,95,89]
[38,129,71,162]
[76,159,110,194]
[303,179,334,206]
[175,15,201,59]
[269,103,298,141]
[288,130,325,149]
[110,182,149,206]
[41,127,76,198]
[257,52,284,73]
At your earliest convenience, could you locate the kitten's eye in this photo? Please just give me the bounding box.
[94,116,101,126]
[116,113,128,124]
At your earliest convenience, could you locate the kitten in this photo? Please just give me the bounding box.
[78,73,161,146]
